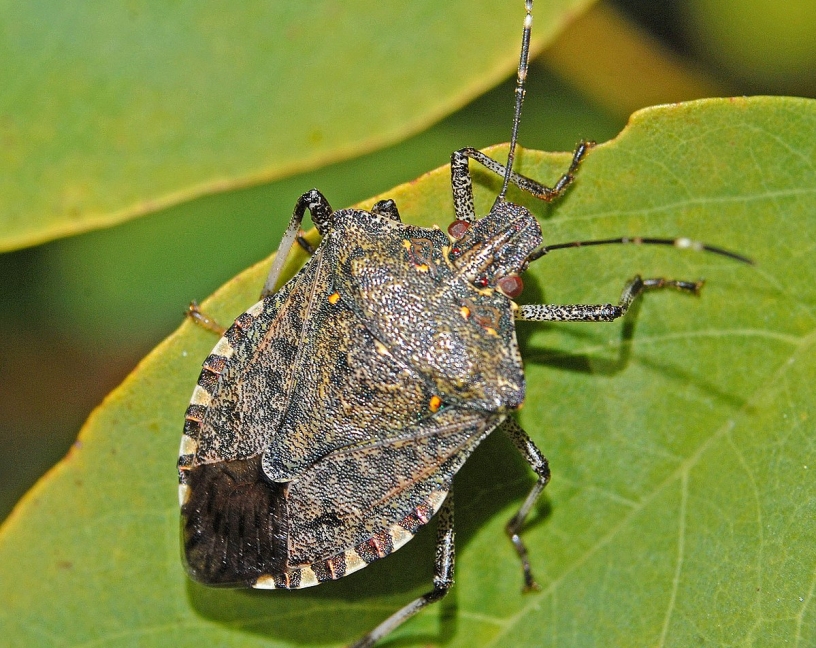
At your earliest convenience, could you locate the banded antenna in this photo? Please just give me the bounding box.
[499,0,534,202]
[528,236,755,266]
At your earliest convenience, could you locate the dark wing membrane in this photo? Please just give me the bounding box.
[285,407,503,566]
[182,455,288,586]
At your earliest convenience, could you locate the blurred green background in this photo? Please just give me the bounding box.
[1,0,815,524]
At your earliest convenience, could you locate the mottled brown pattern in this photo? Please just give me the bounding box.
[355,532,394,564]
[181,197,541,588]
[182,416,200,438]
[196,366,219,394]
[193,262,311,464]
[312,554,347,582]
[202,353,227,374]
[398,504,431,534]
[272,569,300,590]
[285,407,499,565]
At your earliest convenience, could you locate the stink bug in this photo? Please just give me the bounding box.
[178,2,751,647]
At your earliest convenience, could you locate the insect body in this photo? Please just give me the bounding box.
[180,191,541,586]
[178,2,749,646]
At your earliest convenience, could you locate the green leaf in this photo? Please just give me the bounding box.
[0,0,595,253]
[0,97,813,647]
[29,67,622,349]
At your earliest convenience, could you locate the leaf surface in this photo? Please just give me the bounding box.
[0,0,594,252]
[0,97,814,647]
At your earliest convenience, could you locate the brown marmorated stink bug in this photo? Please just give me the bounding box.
[178,2,752,646]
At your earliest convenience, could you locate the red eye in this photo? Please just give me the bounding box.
[497,274,524,298]
[447,220,471,239]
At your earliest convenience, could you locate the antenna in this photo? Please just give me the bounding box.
[498,0,534,202]
[525,236,755,267]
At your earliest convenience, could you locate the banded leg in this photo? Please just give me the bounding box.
[262,189,333,298]
[450,141,593,222]
[349,491,455,648]
[518,275,704,323]
[502,417,550,592]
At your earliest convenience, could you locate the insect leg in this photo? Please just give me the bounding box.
[451,141,592,224]
[185,300,227,335]
[501,417,550,592]
[349,491,455,648]
[517,275,704,323]
[298,193,401,253]
[262,189,333,298]
[450,149,478,223]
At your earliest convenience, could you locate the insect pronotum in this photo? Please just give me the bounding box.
[178,2,751,647]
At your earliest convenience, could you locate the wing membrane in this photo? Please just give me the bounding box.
[286,407,502,565]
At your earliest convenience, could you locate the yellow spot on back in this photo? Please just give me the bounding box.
[416,264,429,272]
[402,239,412,250]
[328,292,341,304]
[429,395,442,412]
[460,306,470,319]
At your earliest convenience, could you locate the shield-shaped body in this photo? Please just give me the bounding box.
[178,202,542,588]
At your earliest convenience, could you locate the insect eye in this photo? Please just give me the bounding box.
[447,219,471,239]
[474,276,489,288]
[497,274,524,298]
